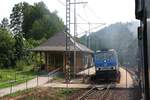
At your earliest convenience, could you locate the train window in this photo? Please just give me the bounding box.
[95,52,115,60]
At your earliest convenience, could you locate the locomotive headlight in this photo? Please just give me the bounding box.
[112,66,116,70]
[97,67,101,70]
[96,68,99,70]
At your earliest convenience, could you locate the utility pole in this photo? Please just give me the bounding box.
[72,1,88,78]
[88,22,91,48]
[73,0,77,78]
[71,22,104,76]
[65,0,71,87]
[87,23,90,76]
[65,0,88,84]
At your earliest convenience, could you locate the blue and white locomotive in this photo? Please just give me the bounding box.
[94,49,120,81]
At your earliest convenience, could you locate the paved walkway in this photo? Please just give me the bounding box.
[44,67,134,88]
[118,67,133,88]
[0,73,57,97]
[0,67,134,97]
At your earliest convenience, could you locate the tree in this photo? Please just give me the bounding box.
[30,14,64,40]
[0,18,9,30]
[21,2,36,38]
[14,34,25,61]
[10,3,23,35]
[80,22,138,66]
[0,28,15,67]
[10,3,27,62]
[23,2,64,40]
[10,1,64,40]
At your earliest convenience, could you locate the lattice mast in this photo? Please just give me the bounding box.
[65,0,71,84]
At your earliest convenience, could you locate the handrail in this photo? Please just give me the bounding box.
[48,68,61,76]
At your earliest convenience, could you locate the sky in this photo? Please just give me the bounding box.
[0,0,137,36]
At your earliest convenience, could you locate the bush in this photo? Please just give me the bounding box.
[0,28,15,67]
[0,74,2,79]
[16,60,26,71]
[59,88,75,95]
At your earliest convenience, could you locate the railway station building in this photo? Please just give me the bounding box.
[31,32,93,74]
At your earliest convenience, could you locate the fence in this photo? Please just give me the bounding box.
[0,68,60,95]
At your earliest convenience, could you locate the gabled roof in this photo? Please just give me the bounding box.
[31,32,93,53]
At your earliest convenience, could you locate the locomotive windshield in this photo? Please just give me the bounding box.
[95,51,116,61]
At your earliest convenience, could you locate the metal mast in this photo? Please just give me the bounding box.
[65,0,88,82]
[65,0,71,84]
[71,1,88,78]
[73,0,77,78]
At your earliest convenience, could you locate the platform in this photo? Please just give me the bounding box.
[43,67,134,88]
[77,67,96,75]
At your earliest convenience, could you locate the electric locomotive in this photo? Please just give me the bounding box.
[94,49,120,81]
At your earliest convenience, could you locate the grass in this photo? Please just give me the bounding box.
[0,67,37,89]
[1,87,79,100]
[58,88,78,96]
[52,72,64,80]
[5,88,34,97]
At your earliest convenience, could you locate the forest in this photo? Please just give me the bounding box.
[0,1,64,70]
[80,22,139,68]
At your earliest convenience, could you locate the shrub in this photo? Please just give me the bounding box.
[16,60,26,71]
[59,88,75,95]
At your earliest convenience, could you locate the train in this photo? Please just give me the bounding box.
[136,0,150,99]
[94,49,120,82]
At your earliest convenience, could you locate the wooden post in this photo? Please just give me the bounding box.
[47,52,49,69]
[54,54,55,67]
[40,52,42,69]
[45,52,47,67]
[45,52,49,71]
[63,53,66,72]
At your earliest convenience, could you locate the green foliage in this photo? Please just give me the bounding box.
[80,22,138,66]
[58,88,77,96]
[30,14,64,40]
[0,69,37,89]
[10,3,23,34]
[12,1,64,40]
[0,1,64,69]
[5,88,33,97]
[15,60,26,71]
[14,34,25,61]
[27,38,45,47]
[0,28,15,67]
[0,18,9,30]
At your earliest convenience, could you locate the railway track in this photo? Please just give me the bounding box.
[78,83,112,100]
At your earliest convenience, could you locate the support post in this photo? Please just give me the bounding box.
[45,52,47,70]
[73,0,77,79]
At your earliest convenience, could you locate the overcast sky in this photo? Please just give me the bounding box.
[0,0,137,36]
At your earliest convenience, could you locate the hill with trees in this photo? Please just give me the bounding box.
[80,22,139,67]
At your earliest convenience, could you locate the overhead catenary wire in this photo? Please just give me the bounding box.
[77,23,105,37]
[57,0,106,37]
[60,0,90,83]
[86,5,102,20]
[82,0,104,22]
[57,0,88,22]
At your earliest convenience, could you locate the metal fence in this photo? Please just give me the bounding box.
[0,68,60,95]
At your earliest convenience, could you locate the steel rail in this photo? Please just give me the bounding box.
[78,83,112,100]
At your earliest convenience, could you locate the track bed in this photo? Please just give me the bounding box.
[68,88,141,100]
